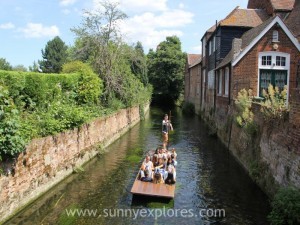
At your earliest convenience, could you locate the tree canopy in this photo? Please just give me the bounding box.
[0,58,12,71]
[147,36,186,104]
[39,36,68,73]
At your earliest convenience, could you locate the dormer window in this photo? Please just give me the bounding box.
[272,30,279,42]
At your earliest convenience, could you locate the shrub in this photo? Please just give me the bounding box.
[260,84,289,121]
[63,61,103,105]
[268,187,300,225]
[0,85,25,160]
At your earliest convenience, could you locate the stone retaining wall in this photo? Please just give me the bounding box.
[0,103,149,223]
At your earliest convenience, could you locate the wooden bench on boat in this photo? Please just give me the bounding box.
[130,151,176,199]
[131,178,175,198]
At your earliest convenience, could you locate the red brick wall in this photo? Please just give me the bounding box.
[186,64,201,113]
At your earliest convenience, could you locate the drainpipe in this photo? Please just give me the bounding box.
[213,20,217,112]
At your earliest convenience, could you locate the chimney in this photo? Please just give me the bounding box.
[232,38,242,59]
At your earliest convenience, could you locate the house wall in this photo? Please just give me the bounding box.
[185,64,201,113]
[199,23,300,196]
[232,25,299,98]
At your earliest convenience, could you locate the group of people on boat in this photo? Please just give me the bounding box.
[139,114,176,185]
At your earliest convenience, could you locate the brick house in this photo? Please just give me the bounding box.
[200,6,270,116]
[215,15,300,113]
[185,54,202,112]
[184,0,300,192]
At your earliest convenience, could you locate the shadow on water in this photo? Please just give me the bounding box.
[5,107,271,225]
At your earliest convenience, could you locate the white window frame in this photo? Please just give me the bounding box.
[258,51,290,101]
[213,36,216,52]
[224,67,229,96]
[202,38,206,57]
[272,30,279,42]
[218,70,222,95]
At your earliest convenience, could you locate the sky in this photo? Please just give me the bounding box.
[0,0,248,69]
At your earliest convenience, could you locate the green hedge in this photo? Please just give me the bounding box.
[0,70,81,108]
[0,66,151,161]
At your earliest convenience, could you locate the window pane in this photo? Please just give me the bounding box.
[262,56,266,65]
[225,68,229,96]
[218,71,222,94]
[276,56,280,66]
[281,57,286,66]
[266,56,272,65]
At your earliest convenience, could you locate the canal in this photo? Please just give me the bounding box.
[5,107,270,225]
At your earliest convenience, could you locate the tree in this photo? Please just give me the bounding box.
[0,58,12,71]
[129,41,148,85]
[12,64,27,72]
[147,36,186,103]
[29,61,40,72]
[39,36,68,73]
[71,0,128,100]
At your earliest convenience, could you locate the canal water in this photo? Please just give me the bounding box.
[5,107,270,225]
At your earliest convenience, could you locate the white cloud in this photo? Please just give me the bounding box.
[191,44,202,54]
[60,0,77,6]
[120,9,193,50]
[0,22,15,29]
[120,0,167,12]
[179,3,184,9]
[18,23,60,38]
[90,0,194,51]
[62,9,71,15]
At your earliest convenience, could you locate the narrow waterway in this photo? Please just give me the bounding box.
[5,107,270,225]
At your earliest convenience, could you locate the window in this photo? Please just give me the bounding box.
[224,67,229,96]
[213,36,216,52]
[260,70,287,96]
[208,70,215,89]
[276,56,286,67]
[218,70,222,95]
[209,41,212,55]
[202,38,206,57]
[262,56,272,66]
[272,30,279,42]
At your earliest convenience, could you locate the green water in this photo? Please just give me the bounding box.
[5,107,270,225]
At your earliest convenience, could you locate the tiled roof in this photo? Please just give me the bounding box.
[190,56,202,68]
[240,16,275,49]
[216,17,275,69]
[219,7,270,27]
[248,0,295,12]
[270,0,295,11]
[187,54,201,67]
[285,0,300,41]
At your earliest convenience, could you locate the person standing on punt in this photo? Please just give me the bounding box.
[162,114,173,149]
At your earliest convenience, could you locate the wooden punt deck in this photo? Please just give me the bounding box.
[131,179,175,198]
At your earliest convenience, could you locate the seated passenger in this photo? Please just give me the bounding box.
[141,169,152,182]
[153,170,164,184]
[154,158,168,180]
[152,154,159,167]
[171,154,177,167]
[165,158,176,184]
[139,155,153,179]
[171,148,177,160]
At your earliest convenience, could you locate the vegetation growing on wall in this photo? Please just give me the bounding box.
[268,187,300,225]
[234,89,257,135]
[260,84,289,122]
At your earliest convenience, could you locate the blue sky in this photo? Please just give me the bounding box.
[0,0,248,69]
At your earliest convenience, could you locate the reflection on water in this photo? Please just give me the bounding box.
[5,107,270,225]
